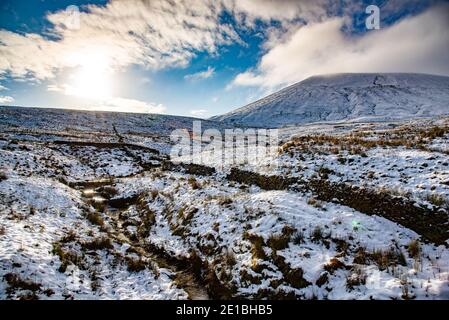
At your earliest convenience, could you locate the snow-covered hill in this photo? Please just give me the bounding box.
[0,106,224,136]
[212,73,449,127]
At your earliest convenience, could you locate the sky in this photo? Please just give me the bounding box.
[0,0,448,118]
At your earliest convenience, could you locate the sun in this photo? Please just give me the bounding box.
[66,52,113,100]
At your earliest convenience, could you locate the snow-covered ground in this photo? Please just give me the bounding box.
[112,171,449,299]
[0,173,186,299]
[272,118,449,209]
[0,107,448,300]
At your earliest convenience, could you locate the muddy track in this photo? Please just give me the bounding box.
[79,183,210,300]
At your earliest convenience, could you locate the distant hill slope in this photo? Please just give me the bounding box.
[0,106,224,135]
[212,73,449,127]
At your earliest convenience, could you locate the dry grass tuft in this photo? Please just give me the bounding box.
[324,258,346,274]
[346,266,367,290]
[407,240,421,259]
[188,177,201,190]
[3,273,43,298]
[126,257,147,272]
[267,226,296,251]
[81,236,114,251]
[86,211,105,226]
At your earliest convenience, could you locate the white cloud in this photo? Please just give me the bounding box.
[232,4,449,88]
[0,0,240,81]
[190,109,209,117]
[0,0,332,83]
[0,95,14,104]
[98,97,166,114]
[0,85,8,91]
[223,0,328,26]
[140,77,151,85]
[184,66,215,81]
[47,84,63,92]
[46,83,164,114]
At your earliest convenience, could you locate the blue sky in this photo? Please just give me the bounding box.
[0,0,447,117]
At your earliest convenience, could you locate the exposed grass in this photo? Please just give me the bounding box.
[150,189,159,200]
[88,199,106,212]
[224,249,237,267]
[178,206,197,226]
[292,231,305,245]
[400,276,416,300]
[138,212,156,238]
[86,211,105,226]
[89,270,101,292]
[370,247,407,270]
[218,196,233,207]
[425,193,449,208]
[271,251,311,289]
[81,236,114,251]
[420,126,449,140]
[242,229,311,291]
[3,273,43,298]
[333,238,350,255]
[98,185,118,198]
[353,246,407,270]
[125,257,147,272]
[52,242,85,273]
[346,266,367,290]
[267,226,296,251]
[60,230,77,243]
[323,258,346,274]
[0,171,7,182]
[311,226,325,243]
[240,269,262,286]
[188,177,201,190]
[315,272,329,287]
[407,240,421,260]
[280,125,449,156]
[307,197,324,209]
[227,168,293,191]
[243,232,267,260]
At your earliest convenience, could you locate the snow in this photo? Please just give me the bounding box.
[0,104,448,300]
[110,170,448,299]
[0,105,225,140]
[0,173,186,300]
[212,73,449,128]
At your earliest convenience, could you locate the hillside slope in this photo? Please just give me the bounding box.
[0,106,223,136]
[212,73,449,127]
